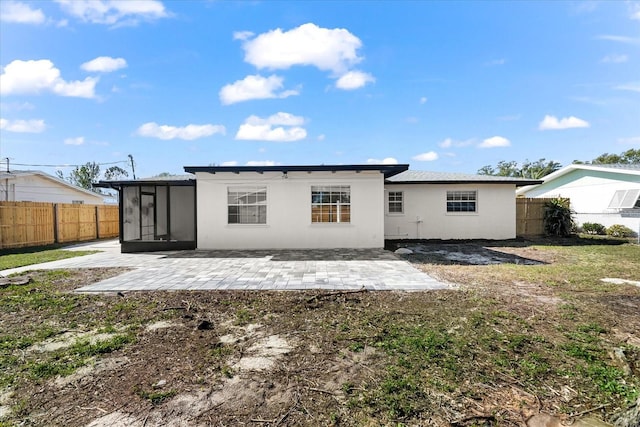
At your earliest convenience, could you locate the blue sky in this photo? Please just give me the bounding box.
[1,0,639,179]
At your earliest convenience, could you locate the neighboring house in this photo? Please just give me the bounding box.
[0,170,105,205]
[516,164,640,231]
[99,165,540,252]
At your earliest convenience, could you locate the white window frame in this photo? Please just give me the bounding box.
[388,191,404,214]
[446,190,477,213]
[227,186,267,225]
[311,185,351,224]
[608,189,640,209]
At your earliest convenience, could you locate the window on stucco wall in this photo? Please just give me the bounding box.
[388,191,403,213]
[446,190,477,212]
[228,186,267,224]
[311,185,350,223]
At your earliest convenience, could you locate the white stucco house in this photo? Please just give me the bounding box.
[99,164,540,252]
[516,164,640,231]
[0,170,106,205]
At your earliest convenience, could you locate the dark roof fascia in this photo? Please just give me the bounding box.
[95,179,195,190]
[183,164,410,178]
[385,179,543,187]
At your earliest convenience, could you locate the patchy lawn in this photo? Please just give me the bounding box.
[0,248,98,270]
[0,239,638,427]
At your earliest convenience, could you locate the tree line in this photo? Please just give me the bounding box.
[478,149,640,179]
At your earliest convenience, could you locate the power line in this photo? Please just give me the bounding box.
[11,160,129,168]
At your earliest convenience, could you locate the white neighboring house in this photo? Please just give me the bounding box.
[0,170,106,205]
[516,164,640,232]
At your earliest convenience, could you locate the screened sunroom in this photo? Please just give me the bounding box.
[96,177,196,253]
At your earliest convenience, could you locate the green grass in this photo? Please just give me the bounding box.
[135,388,177,405]
[0,249,98,270]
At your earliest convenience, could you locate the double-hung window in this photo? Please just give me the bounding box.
[446,190,477,212]
[388,191,403,213]
[228,186,267,224]
[311,185,350,223]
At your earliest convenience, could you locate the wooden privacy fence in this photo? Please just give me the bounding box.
[516,197,562,237]
[0,202,119,249]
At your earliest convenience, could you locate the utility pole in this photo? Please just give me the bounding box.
[128,154,136,180]
[4,158,9,201]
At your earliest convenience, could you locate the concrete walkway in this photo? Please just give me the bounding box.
[1,240,450,292]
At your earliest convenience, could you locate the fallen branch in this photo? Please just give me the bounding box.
[250,419,276,423]
[275,392,299,426]
[77,406,108,414]
[306,287,367,303]
[570,404,609,419]
[307,387,335,395]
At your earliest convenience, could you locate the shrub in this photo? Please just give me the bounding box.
[581,222,606,235]
[606,224,634,238]
[544,198,575,237]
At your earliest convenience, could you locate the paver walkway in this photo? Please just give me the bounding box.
[0,240,450,292]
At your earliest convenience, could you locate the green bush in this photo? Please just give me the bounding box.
[606,224,634,238]
[544,198,575,237]
[581,222,606,235]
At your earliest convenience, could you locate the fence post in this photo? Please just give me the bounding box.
[95,205,100,239]
[53,203,59,243]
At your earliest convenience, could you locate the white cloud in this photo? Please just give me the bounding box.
[64,136,85,145]
[601,54,628,63]
[236,112,307,142]
[219,74,299,105]
[412,151,439,161]
[479,136,511,148]
[631,4,640,20]
[614,82,640,93]
[595,35,640,45]
[221,161,238,166]
[419,96,427,104]
[538,115,590,130]
[233,31,254,41]
[0,59,97,98]
[335,70,375,90]
[55,0,168,26]
[0,118,45,133]
[81,56,127,73]
[136,122,226,140]
[246,160,276,166]
[438,137,475,148]
[241,23,364,74]
[0,1,45,24]
[405,116,419,124]
[0,101,35,111]
[367,157,398,165]
[317,134,326,141]
[484,58,506,66]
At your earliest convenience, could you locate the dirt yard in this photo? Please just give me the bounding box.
[1,239,639,426]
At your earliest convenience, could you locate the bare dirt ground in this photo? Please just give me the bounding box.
[1,239,639,427]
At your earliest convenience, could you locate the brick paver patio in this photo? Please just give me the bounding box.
[0,240,450,292]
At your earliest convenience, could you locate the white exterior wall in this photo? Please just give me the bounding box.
[195,170,385,249]
[522,171,640,230]
[1,174,104,204]
[384,184,517,240]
